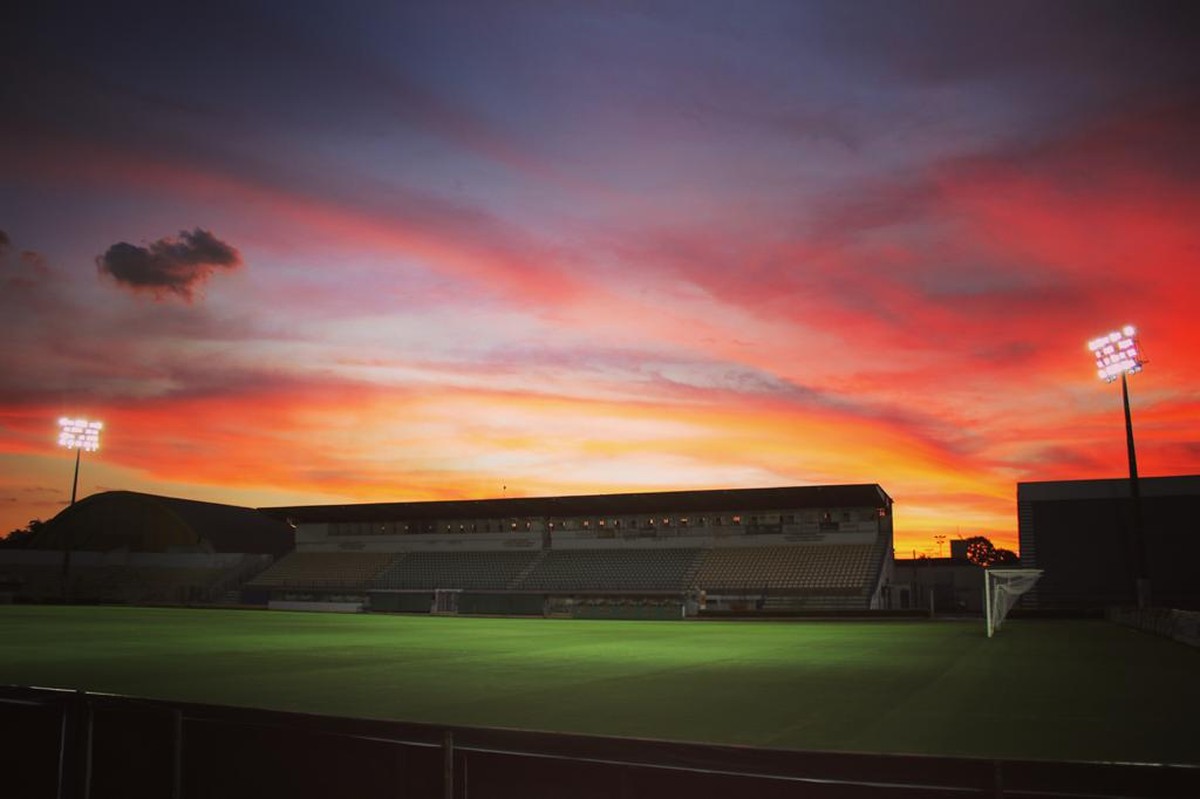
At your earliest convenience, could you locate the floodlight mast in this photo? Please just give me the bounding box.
[57,417,102,603]
[1088,326,1149,608]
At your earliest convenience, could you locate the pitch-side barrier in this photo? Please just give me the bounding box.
[1,685,1195,799]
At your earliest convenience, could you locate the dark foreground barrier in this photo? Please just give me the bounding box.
[1,685,1196,799]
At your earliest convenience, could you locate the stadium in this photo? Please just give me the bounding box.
[254,483,896,617]
[10,0,1200,794]
[2,480,1198,798]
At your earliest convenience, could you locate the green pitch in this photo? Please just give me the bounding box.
[1,606,1195,765]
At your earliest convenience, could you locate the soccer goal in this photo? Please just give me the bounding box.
[984,569,1043,637]
[432,588,461,615]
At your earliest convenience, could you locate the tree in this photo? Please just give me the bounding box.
[0,519,44,549]
[993,548,1019,565]
[963,536,997,567]
[961,535,1019,567]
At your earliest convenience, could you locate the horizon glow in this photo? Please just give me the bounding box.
[2,2,1199,556]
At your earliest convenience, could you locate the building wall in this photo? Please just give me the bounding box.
[890,559,984,613]
[1018,476,1200,610]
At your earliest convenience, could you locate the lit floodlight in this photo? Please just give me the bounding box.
[1088,325,1143,383]
[1085,324,1151,607]
[58,417,103,452]
[55,416,106,600]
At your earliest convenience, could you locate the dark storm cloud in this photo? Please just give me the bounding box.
[96,228,242,300]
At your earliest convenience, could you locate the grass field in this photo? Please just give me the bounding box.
[1,606,1196,765]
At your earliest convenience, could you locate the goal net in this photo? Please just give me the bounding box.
[432,589,461,615]
[984,568,1042,638]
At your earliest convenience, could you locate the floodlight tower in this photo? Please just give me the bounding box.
[57,417,102,603]
[58,417,103,505]
[1087,326,1149,608]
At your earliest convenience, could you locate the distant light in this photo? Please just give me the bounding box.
[58,417,103,452]
[1088,326,1144,383]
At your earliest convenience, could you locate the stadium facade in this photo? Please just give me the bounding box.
[1018,475,1200,610]
[255,484,896,616]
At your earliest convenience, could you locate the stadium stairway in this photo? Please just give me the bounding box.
[506,550,548,590]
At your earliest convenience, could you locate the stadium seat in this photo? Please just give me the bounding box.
[247,552,395,591]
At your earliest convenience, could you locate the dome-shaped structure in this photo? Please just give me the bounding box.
[32,491,293,556]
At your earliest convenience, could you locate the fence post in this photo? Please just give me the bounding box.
[56,693,72,799]
[70,689,93,799]
[443,729,454,799]
[81,691,93,796]
[172,709,184,799]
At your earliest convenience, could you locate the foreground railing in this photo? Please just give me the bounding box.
[1,685,1196,799]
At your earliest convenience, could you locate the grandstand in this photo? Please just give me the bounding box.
[254,484,895,616]
[0,484,894,615]
[518,548,700,592]
[0,491,291,605]
[375,550,542,591]
[248,551,394,591]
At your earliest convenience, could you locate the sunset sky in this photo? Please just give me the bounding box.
[3,1,1198,555]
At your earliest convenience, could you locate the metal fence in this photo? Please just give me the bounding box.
[1,685,1196,799]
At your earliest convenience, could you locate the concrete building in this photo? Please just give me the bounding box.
[1018,476,1200,610]
[889,557,983,614]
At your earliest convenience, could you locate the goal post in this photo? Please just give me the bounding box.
[432,588,461,615]
[984,568,1043,638]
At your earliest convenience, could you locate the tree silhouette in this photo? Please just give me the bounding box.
[993,548,1019,565]
[963,536,997,567]
[0,519,43,549]
[960,536,1020,567]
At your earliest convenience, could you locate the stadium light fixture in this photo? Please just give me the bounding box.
[1087,325,1149,608]
[1088,325,1143,383]
[59,417,103,505]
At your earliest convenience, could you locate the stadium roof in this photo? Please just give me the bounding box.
[35,491,294,555]
[1017,474,1200,502]
[262,484,892,524]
